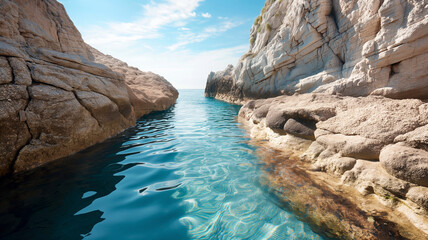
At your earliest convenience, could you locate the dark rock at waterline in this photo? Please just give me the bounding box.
[283,118,316,140]
[266,110,288,131]
[252,105,270,123]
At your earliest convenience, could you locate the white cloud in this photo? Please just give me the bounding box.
[75,0,250,89]
[201,12,212,18]
[167,20,243,51]
[84,0,204,46]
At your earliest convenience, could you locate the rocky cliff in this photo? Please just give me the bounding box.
[206,0,428,102]
[88,46,178,118]
[0,0,178,177]
[205,0,428,235]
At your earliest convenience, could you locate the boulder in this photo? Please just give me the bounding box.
[283,118,316,140]
[252,104,270,123]
[316,134,384,161]
[317,97,426,144]
[407,187,428,210]
[314,156,357,176]
[265,109,288,131]
[380,144,428,187]
[394,124,428,151]
[342,160,410,198]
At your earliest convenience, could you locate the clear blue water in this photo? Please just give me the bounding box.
[0,90,325,240]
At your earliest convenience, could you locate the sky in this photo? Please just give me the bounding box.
[60,0,265,89]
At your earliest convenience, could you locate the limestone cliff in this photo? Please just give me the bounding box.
[205,0,428,102]
[0,0,178,176]
[205,0,428,234]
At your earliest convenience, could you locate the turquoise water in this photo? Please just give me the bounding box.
[0,90,325,240]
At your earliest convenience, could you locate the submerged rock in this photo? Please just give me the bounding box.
[0,0,178,176]
[258,147,427,240]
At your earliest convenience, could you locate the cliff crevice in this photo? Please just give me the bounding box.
[206,0,428,102]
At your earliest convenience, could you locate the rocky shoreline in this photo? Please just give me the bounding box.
[205,0,428,235]
[237,93,428,238]
[254,143,427,239]
[0,0,178,176]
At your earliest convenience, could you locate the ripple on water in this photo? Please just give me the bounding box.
[0,90,326,240]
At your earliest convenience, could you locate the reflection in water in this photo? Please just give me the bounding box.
[0,107,186,240]
[0,134,132,239]
[0,90,326,240]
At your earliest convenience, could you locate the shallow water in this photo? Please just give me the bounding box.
[0,90,326,240]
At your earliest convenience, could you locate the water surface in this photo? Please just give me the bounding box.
[0,90,325,240]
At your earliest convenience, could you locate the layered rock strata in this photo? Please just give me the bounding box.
[88,46,178,117]
[205,0,428,102]
[0,0,178,176]
[205,0,428,233]
[239,93,428,234]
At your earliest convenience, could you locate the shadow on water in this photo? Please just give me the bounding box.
[0,107,184,240]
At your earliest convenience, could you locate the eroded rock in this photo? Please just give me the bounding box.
[380,144,428,187]
[205,0,428,102]
[88,45,178,118]
[342,160,410,198]
[318,134,383,160]
[238,93,428,213]
[407,187,428,210]
[0,0,178,176]
[0,84,30,175]
[395,124,428,151]
[283,118,316,140]
[8,57,31,85]
[0,57,12,84]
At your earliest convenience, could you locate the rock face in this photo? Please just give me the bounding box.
[0,0,178,176]
[205,0,428,233]
[88,46,178,117]
[238,94,428,219]
[205,0,428,102]
[380,144,428,187]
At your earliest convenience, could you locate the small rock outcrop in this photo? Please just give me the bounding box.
[0,0,178,176]
[205,0,428,102]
